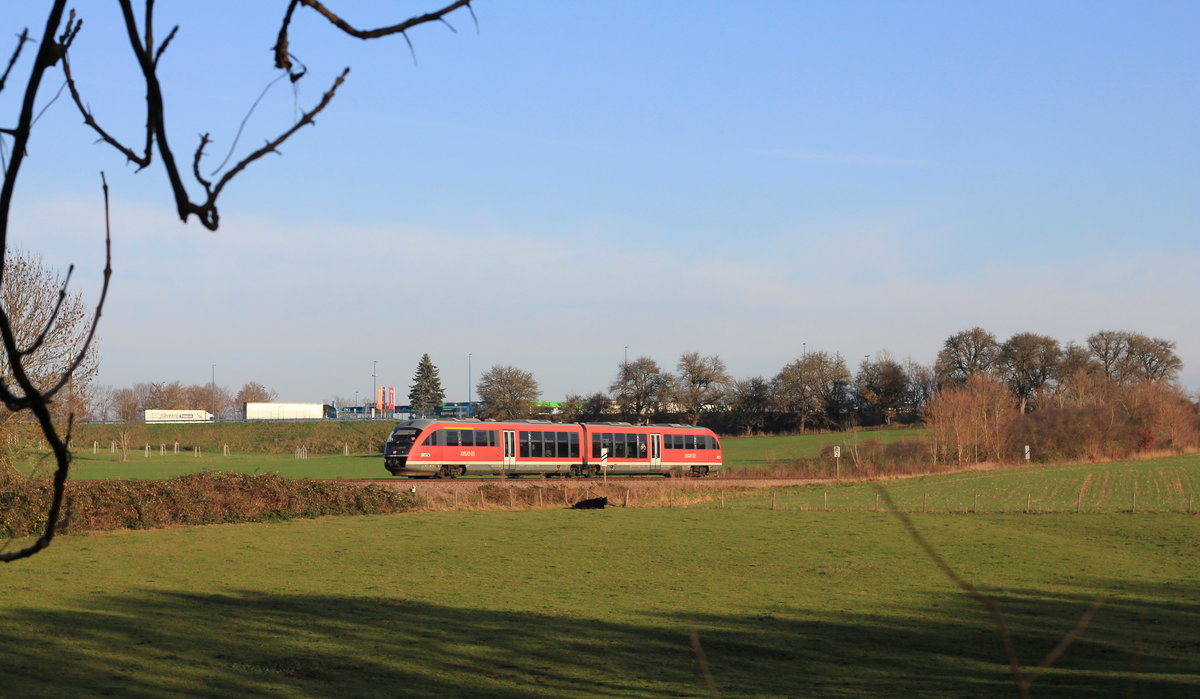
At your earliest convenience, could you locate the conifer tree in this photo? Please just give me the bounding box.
[408,354,445,418]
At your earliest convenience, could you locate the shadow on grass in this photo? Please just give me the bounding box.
[0,584,1198,697]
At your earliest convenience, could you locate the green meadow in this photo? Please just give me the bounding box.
[1,456,1198,696]
[743,453,1200,514]
[719,426,925,469]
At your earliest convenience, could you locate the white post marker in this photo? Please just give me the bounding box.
[1024,445,1031,461]
[833,445,841,479]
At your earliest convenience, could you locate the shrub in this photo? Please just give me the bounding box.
[0,471,416,537]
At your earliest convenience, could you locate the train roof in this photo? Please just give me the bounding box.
[392,418,713,432]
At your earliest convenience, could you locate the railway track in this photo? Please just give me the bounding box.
[328,476,828,490]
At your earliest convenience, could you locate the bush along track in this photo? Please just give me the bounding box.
[0,471,417,536]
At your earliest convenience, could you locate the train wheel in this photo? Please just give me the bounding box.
[690,466,709,478]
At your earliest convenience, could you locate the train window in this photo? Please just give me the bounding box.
[694,435,706,450]
[556,432,569,459]
[663,434,675,450]
[601,433,614,459]
[613,434,627,458]
[636,434,647,457]
[447,430,462,447]
[684,434,695,450]
[519,432,530,458]
[481,431,496,447]
[461,431,476,447]
[591,433,602,458]
[544,433,557,458]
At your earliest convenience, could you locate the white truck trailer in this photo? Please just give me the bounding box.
[243,402,334,421]
[144,409,214,423]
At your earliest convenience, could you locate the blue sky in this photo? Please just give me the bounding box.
[6,1,1198,404]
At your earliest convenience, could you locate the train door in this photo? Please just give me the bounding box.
[502,430,517,470]
[650,433,662,471]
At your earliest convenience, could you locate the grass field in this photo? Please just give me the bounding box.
[1,457,1198,696]
[43,450,386,480]
[719,426,925,469]
[733,452,1200,514]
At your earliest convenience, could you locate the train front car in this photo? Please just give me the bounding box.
[383,419,431,476]
[383,418,506,478]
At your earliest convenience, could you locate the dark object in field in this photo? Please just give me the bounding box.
[572,497,608,510]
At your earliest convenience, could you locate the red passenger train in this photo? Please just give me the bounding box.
[383,419,722,478]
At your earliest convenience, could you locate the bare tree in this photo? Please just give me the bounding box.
[729,376,772,436]
[935,327,1000,386]
[0,250,100,423]
[111,387,141,462]
[560,392,611,423]
[672,352,731,426]
[1086,330,1132,382]
[904,360,937,414]
[1125,334,1182,382]
[854,352,910,426]
[87,384,115,423]
[476,365,540,420]
[772,351,850,432]
[1085,330,1183,384]
[0,1,477,561]
[610,356,672,424]
[998,332,1061,414]
[235,381,279,406]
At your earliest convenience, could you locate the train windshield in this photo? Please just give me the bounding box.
[389,428,419,445]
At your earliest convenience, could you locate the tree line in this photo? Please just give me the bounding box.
[404,327,1191,448]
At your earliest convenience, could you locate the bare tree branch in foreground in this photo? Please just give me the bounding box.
[0,0,475,561]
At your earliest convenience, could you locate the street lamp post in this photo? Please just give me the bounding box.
[372,360,377,417]
[468,353,473,418]
[210,364,216,422]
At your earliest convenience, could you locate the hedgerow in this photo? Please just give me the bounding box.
[0,470,416,537]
